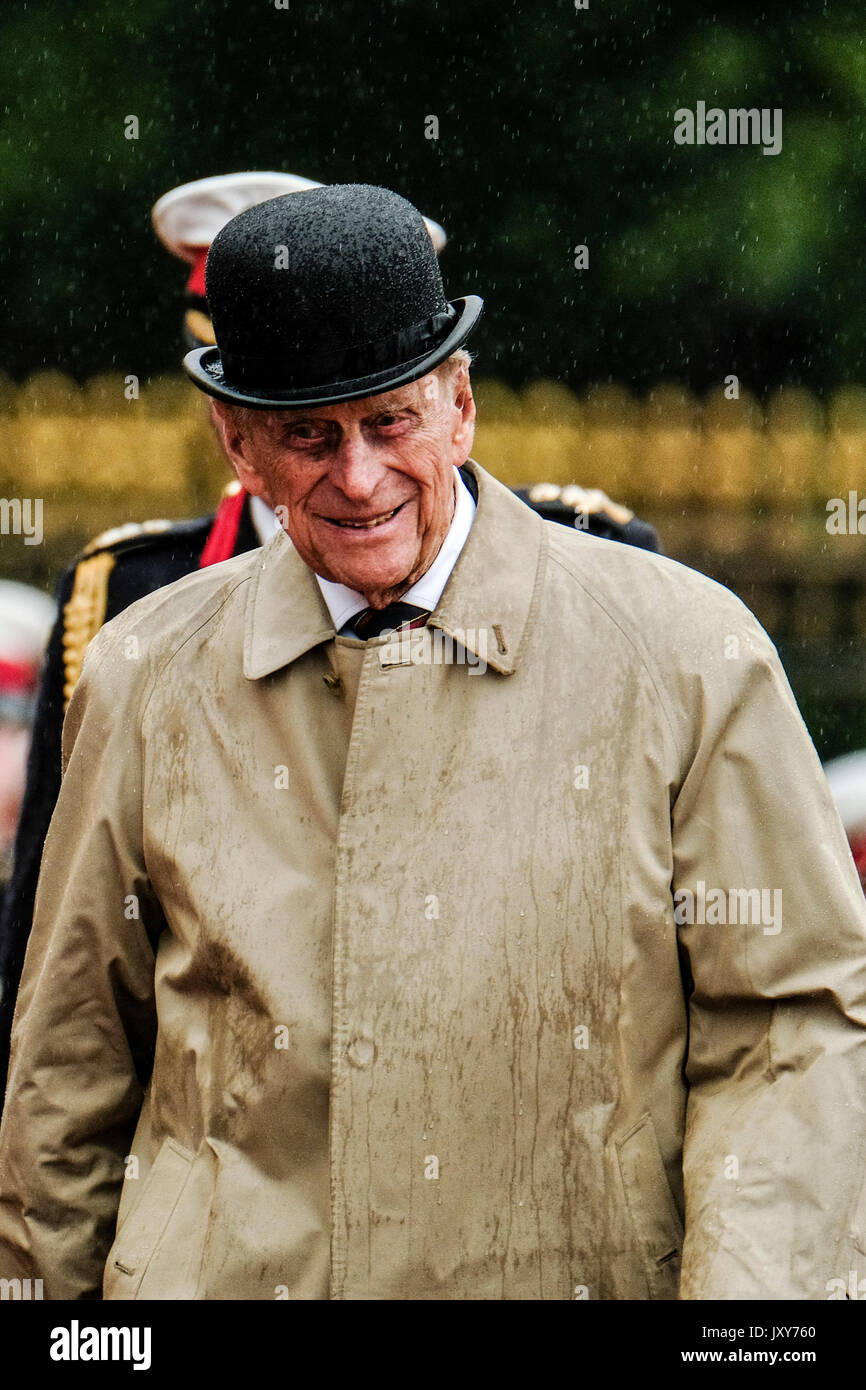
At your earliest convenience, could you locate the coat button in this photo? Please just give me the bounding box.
[346,1037,376,1069]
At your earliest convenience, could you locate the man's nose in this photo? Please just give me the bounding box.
[328,430,387,499]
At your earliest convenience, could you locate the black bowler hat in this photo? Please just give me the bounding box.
[183,184,483,409]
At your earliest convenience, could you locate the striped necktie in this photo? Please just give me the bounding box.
[348,602,430,639]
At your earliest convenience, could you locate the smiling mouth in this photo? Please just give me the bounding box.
[323,501,407,530]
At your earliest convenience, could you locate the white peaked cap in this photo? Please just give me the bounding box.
[823,751,866,839]
[152,171,447,263]
[0,581,56,663]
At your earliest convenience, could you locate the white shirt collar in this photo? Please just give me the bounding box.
[315,467,476,633]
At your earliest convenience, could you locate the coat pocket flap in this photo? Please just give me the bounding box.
[616,1112,684,1296]
[109,1139,194,1283]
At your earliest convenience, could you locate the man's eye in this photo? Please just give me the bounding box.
[375,413,409,430]
[288,424,327,442]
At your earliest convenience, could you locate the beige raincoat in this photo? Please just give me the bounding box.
[2,460,866,1301]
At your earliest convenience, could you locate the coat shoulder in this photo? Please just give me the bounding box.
[57,515,217,707]
[67,545,264,741]
[84,536,262,667]
[541,522,792,779]
[543,521,773,661]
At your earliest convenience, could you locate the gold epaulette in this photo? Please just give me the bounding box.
[527,482,634,526]
[64,519,174,705]
[62,552,116,708]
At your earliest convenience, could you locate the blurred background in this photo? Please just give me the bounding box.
[2,0,866,755]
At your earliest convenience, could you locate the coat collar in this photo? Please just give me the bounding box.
[243,459,545,679]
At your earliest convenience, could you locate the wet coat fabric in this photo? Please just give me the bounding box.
[0,494,262,1097]
[1,460,866,1301]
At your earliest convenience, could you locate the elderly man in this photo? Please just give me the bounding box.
[0,174,657,1107]
[1,184,866,1302]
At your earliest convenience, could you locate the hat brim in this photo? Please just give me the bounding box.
[182,295,483,409]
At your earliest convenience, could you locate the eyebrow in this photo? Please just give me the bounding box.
[280,396,418,427]
[356,395,419,422]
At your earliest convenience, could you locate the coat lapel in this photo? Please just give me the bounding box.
[243,529,334,679]
[430,460,544,675]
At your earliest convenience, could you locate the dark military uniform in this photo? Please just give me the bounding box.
[512,483,660,553]
[0,484,658,1099]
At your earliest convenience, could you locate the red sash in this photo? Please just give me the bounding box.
[199,488,247,568]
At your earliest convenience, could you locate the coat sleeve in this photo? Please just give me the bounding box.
[0,621,161,1300]
[671,601,866,1299]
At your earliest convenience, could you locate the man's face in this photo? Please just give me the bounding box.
[213,365,475,608]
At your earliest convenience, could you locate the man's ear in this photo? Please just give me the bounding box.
[209,400,268,499]
[451,372,476,464]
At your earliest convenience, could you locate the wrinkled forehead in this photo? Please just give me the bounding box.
[251,372,446,432]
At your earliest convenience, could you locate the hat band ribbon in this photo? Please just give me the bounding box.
[219,305,459,390]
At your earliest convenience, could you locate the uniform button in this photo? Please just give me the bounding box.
[346,1037,376,1069]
